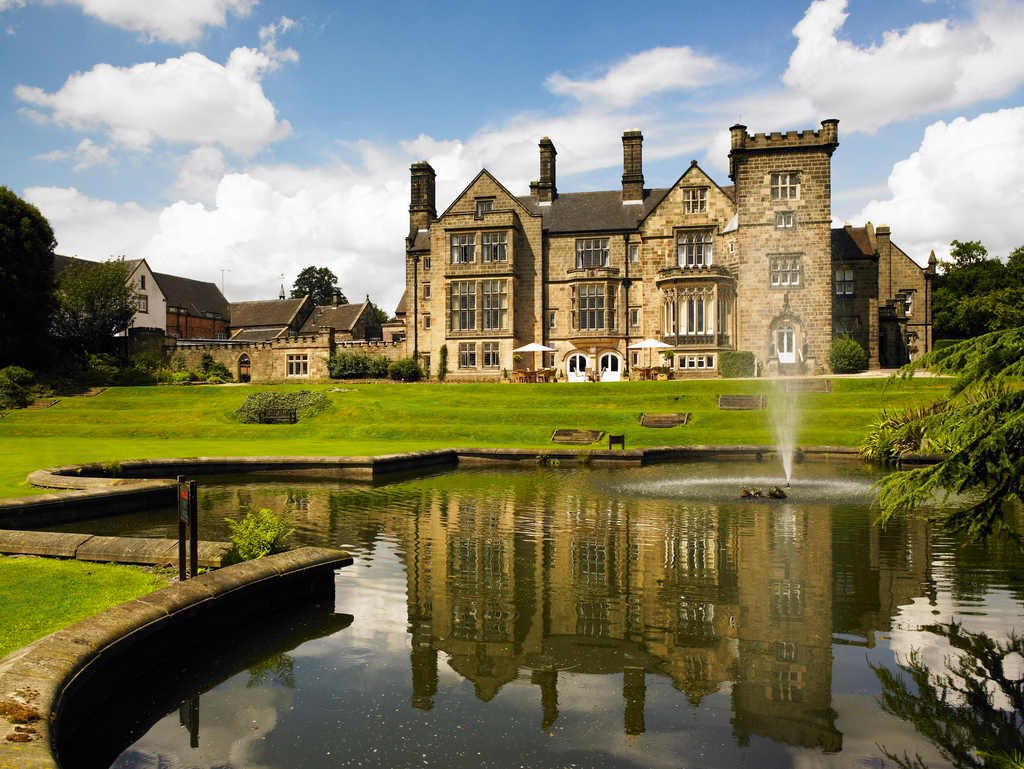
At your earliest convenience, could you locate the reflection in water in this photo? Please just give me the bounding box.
[873,623,1024,769]
[74,463,1024,769]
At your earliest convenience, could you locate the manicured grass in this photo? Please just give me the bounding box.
[0,556,169,658]
[0,377,952,499]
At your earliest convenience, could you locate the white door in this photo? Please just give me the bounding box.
[776,327,796,364]
[599,352,622,382]
[567,353,589,383]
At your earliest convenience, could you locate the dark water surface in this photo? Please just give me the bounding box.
[52,462,1024,769]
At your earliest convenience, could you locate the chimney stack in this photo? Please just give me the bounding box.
[409,161,436,235]
[621,130,644,203]
[529,137,557,204]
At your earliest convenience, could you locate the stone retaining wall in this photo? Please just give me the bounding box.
[0,546,352,769]
[0,530,230,567]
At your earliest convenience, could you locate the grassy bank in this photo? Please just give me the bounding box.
[0,556,169,658]
[0,377,950,499]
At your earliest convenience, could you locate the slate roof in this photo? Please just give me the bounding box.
[410,231,430,250]
[831,227,876,263]
[394,288,409,316]
[230,298,306,328]
[300,301,368,334]
[515,189,673,234]
[230,328,286,342]
[152,272,229,318]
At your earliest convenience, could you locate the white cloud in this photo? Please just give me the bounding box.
[40,138,116,171]
[24,185,160,259]
[855,108,1024,264]
[52,0,256,44]
[258,15,299,68]
[15,48,292,155]
[172,145,227,204]
[0,0,26,11]
[784,0,1024,133]
[546,46,732,108]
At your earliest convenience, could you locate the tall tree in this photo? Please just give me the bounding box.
[0,186,56,368]
[291,266,345,306]
[52,258,136,356]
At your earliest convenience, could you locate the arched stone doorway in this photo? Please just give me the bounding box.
[238,354,251,383]
[598,351,622,382]
[566,352,589,383]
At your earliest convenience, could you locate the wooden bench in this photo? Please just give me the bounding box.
[782,379,832,393]
[551,429,604,445]
[608,434,625,450]
[258,409,298,424]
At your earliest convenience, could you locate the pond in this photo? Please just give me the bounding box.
[50,462,1024,769]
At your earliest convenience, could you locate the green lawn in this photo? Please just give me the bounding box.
[0,556,169,658]
[0,377,951,499]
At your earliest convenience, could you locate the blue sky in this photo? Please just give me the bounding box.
[2,0,1023,308]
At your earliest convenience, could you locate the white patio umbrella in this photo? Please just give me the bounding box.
[513,342,557,353]
[627,338,672,368]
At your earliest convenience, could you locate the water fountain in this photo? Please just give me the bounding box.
[769,379,800,487]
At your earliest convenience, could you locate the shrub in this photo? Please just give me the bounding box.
[85,353,120,385]
[0,366,35,409]
[830,335,868,373]
[114,366,157,386]
[205,375,226,384]
[170,370,197,385]
[719,350,756,378]
[224,508,294,562]
[438,344,448,382]
[200,353,232,381]
[329,350,390,379]
[388,357,422,382]
[234,390,331,423]
[131,351,164,373]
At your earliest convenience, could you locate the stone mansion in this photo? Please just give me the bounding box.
[400,119,934,380]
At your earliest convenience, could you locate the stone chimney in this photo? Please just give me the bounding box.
[529,137,557,204]
[409,161,436,235]
[926,249,938,276]
[621,130,644,203]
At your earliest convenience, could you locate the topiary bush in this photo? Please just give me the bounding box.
[388,357,422,382]
[224,508,294,562]
[234,390,331,423]
[830,335,868,373]
[719,350,756,378]
[438,344,448,382]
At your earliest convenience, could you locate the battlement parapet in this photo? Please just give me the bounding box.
[730,119,839,152]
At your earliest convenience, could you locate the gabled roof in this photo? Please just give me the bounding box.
[515,189,672,234]
[831,226,876,262]
[300,301,370,334]
[230,328,286,342]
[152,272,229,318]
[230,297,307,328]
[394,288,409,316]
[439,169,539,221]
[53,254,143,273]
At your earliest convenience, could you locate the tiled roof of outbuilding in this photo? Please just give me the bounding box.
[153,272,229,318]
[230,297,307,328]
[300,302,368,333]
[229,328,286,342]
[515,189,673,234]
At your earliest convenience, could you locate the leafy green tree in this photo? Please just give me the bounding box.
[862,327,1024,540]
[933,240,1024,339]
[291,266,345,306]
[52,258,135,356]
[872,622,1024,769]
[0,186,56,368]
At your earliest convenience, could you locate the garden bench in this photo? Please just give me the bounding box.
[257,409,298,424]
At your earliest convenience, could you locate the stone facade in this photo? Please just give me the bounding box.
[404,120,934,379]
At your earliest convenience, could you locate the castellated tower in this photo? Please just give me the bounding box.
[729,120,839,373]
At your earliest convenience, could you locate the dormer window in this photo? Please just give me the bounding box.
[683,187,707,213]
[475,198,494,218]
[677,231,712,268]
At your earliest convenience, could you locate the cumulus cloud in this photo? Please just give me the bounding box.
[0,0,26,11]
[53,0,256,44]
[37,138,115,171]
[172,145,227,204]
[15,48,292,155]
[546,46,732,108]
[784,0,1024,133]
[854,108,1024,264]
[24,185,160,258]
[258,15,299,68]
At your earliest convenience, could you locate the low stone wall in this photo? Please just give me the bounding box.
[0,546,352,769]
[0,530,230,567]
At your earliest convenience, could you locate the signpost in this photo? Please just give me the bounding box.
[177,475,198,580]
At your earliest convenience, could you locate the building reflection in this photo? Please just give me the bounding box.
[394,483,931,754]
